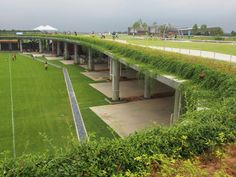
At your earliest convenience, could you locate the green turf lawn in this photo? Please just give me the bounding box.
[0,53,75,157]
[66,65,118,139]
[105,35,236,56]
[43,59,118,140]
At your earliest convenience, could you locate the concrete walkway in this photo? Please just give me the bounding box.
[91,97,174,137]
[46,56,63,61]
[146,45,236,63]
[60,60,75,65]
[90,80,174,99]
[63,68,88,141]
[110,40,236,63]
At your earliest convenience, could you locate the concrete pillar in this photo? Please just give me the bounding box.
[88,48,94,70]
[112,59,120,101]
[108,56,110,69]
[19,40,23,52]
[52,41,56,55]
[64,42,69,60]
[47,40,50,52]
[144,75,151,99]
[74,44,78,64]
[9,43,13,51]
[39,40,43,53]
[43,40,46,51]
[173,89,182,122]
[109,57,112,80]
[56,41,60,56]
[43,40,47,51]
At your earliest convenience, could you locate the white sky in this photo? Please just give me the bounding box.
[0,0,235,32]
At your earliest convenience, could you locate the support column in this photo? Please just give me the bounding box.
[56,41,60,56]
[39,40,43,53]
[109,57,112,80]
[144,75,151,99]
[52,41,56,55]
[47,40,50,52]
[74,44,78,64]
[19,40,23,52]
[112,59,120,101]
[43,40,46,51]
[88,48,94,70]
[9,43,13,51]
[44,40,47,51]
[173,89,182,123]
[64,42,69,60]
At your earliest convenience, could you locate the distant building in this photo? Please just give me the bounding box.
[148,25,160,35]
[0,40,19,51]
[178,26,222,36]
[177,27,192,36]
[128,27,148,35]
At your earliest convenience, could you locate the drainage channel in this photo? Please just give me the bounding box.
[63,68,88,141]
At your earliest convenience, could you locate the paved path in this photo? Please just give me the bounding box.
[146,45,236,63]
[110,39,236,63]
[63,68,88,141]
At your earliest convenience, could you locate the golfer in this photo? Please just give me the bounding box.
[12,53,16,61]
[44,61,48,70]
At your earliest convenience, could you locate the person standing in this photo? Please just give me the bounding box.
[12,53,16,61]
[12,54,14,61]
[112,32,116,40]
[44,61,48,70]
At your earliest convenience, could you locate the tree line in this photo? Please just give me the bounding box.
[192,24,224,36]
[130,19,231,36]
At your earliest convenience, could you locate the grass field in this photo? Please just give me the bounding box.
[0,53,75,157]
[42,59,118,139]
[105,35,236,56]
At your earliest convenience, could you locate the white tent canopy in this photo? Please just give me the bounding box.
[34,25,58,32]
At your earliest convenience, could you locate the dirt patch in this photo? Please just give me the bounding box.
[199,144,236,176]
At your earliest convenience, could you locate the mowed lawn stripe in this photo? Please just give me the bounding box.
[65,64,118,139]
[1,54,76,156]
[125,38,236,56]
[33,59,118,140]
[0,53,13,155]
[8,54,16,158]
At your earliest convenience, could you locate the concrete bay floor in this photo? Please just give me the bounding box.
[90,97,174,137]
[82,69,138,81]
[90,80,174,98]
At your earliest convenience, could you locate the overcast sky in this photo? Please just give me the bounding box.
[0,0,235,32]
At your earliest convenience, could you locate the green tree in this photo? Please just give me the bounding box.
[133,21,141,30]
[142,22,148,30]
[210,27,224,36]
[231,31,236,36]
[132,19,148,31]
[192,24,198,35]
[159,24,166,34]
[200,24,208,35]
